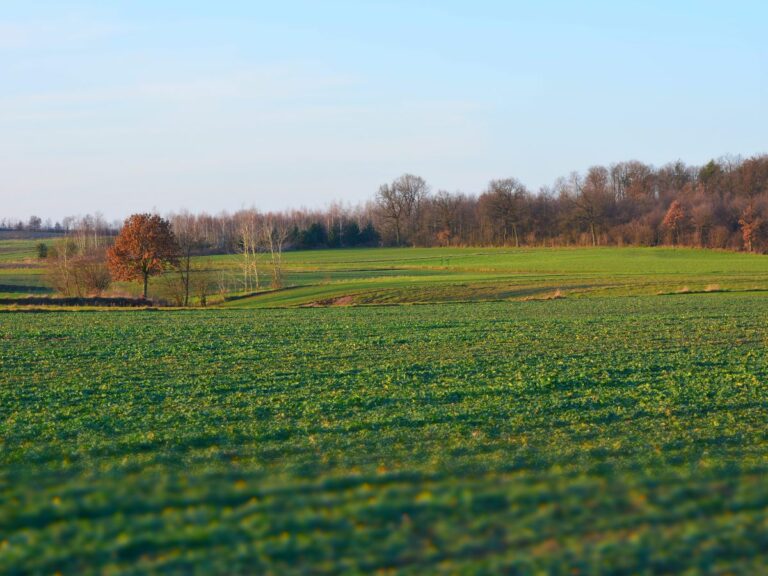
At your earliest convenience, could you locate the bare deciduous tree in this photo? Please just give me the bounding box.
[260,217,291,289]
[46,241,111,297]
[170,211,209,306]
[432,190,464,246]
[479,179,529,246]
[235,210,261,293]
[376,174,429,246]
[46,238,78,296]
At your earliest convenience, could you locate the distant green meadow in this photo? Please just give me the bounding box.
[0,240,49,298]
[216,246,768,307]
[1,241,768,572]
[2,239,767,305]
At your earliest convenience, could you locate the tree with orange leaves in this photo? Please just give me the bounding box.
[107,214,179,298]
[738,203,762,253]
[662,200,687,245]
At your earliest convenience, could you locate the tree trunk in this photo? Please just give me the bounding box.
[590,222,597,246]
[143,273,148,299]
[183,249,191,306]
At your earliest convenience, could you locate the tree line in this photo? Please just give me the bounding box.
[8,154,768,254]
[371,155,768,252]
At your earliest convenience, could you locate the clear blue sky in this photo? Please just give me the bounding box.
[2,1,766,221]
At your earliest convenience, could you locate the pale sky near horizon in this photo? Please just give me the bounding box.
[2,1,766,221]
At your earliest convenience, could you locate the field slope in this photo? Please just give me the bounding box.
[1,240,766,306]
[217,247,768,307]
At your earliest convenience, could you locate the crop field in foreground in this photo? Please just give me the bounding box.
[2,294,768,573]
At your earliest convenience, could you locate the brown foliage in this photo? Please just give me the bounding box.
[662,201,687,245]
[436,229,452,247]
[739,203,763,253]
[107,214,179,298]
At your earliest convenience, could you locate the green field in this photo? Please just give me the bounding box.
[0,239,50,298]
[214,246,768,308]
[1,245,768,573]
[2,293,768,573]
[2,239,767,306]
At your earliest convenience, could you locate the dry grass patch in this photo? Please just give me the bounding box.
[521,289,565,301]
